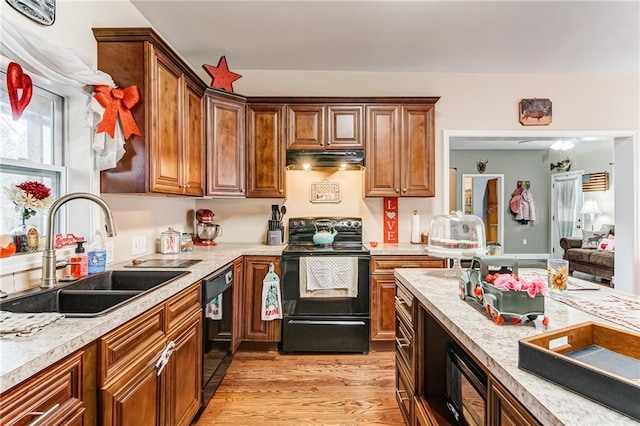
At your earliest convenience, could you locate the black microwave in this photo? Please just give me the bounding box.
[446,342,488,425]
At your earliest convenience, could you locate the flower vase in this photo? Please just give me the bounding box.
[11,217,39,253]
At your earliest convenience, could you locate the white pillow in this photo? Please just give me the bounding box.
[597,238,615,252]
[581,230,607,248]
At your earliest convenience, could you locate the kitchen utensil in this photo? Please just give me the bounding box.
[280,205,286,219]
[312,219,338,246]
[194,209,223,246]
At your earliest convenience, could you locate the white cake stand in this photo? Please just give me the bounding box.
[425,247,487,278]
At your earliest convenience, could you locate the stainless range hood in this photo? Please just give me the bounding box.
[286,150,365,171]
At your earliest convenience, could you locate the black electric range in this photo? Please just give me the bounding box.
[280,217,370,354]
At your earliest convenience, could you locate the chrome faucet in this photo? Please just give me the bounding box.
[41,192,117,288]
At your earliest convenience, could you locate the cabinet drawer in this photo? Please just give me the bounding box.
[395,315,414,374]
[0,351,85,425]
[395,283,414,328]
[100,304,166,384]
[166,282,201,332]
[395,355,414,425]
[371,256,446,274]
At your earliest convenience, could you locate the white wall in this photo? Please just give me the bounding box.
[1,1,638,294]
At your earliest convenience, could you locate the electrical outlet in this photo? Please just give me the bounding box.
[523,239,527,245]
[105,241,114,263]
[132,236,143,256]
[138,236,147,254]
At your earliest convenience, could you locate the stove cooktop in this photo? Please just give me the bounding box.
[283,243,369,254]
[284,217,367,255]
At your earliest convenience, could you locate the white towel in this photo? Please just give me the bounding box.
[0,311,64,338]
[205,294,222,320]
[261,263,283,321]
[299,257,358,298]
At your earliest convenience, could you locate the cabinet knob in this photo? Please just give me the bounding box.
[395,188,400,193]
[402,188,407,192]
[241,188,245,193]
[326,141,331,145]
[279,189,284,194]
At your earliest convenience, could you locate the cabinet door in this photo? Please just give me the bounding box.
[101,353,165,426]
[488,377,541,426]
[371,275,397,340]
[365,105,401,196]
[326,105,364,149]
[232,256,244,353]
[206,93,246,196]
[286,104,324,150]
[400,105,436,197]
[150,48,184,195]
[183,82,205,196]
[243,256,282,341]
[246,105,286,198]
[165,309,202,426]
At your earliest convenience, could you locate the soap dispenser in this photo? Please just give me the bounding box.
[70,241,88,278]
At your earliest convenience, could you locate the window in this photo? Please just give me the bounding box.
[0,71,65,242]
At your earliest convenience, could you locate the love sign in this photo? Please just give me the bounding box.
[383,197,398,243]
[6,62,33,120]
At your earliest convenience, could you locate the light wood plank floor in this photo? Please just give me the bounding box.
[195,350,404,426]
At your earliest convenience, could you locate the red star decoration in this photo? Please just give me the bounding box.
[202,56,242,93]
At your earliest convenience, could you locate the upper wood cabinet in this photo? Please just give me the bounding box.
[246,104,286,198]
[365,100,438,197]
[93,27,206,196]
[286,104,364,150]
[205,90,247,197]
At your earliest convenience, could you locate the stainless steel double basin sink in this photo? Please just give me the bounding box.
[0,270,190,317]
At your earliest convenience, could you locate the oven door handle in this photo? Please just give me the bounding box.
[288,319,366,326]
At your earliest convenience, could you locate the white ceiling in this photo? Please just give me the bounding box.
[131,0,639,81]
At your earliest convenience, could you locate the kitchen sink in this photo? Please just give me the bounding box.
[0,270,191,317]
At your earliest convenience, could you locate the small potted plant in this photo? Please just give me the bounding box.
[4,181,53,253]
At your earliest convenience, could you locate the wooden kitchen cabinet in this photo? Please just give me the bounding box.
[0,343,97,426]
[205,89,247,197]
[365,100,439,197]
[488,376,541,426]
[286,103,364,150]
[246,104,286,198]
[243,256,282,341]
[371,256,446,341]
[232,256,244,353]
[99,282,202,426]
[94,27,206,196]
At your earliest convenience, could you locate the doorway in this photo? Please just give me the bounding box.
[461,174,504,246]
[550,171,584,259]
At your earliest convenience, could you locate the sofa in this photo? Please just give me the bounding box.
[559,236,614,282]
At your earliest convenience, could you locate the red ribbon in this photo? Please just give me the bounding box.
[94,85,142,139]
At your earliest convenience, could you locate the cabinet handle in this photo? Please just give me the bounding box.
[395,295,409,306]
[155,340,176,376]
[27,403,60,426]
[395,336,410,348]
[402,188,407,192]
[326,141,331,145]
[395,188,400,193]
[279,189,284,193]
[395,387,409,402]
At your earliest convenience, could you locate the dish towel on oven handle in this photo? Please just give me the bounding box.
[261,263,283,321]
[305,256,357,291]
[205,294,222,320]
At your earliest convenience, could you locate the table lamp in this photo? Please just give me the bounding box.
[580,200,601,231]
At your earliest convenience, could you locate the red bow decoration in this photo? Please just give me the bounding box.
[93,85,142,139]
[6,62,33,120]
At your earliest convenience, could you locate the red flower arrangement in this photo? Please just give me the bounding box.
[5,181,53,221]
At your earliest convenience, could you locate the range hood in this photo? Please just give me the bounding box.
[286,150,365,171]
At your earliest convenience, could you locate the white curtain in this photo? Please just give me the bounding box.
[554,178,577,238]
[1,16,126,170]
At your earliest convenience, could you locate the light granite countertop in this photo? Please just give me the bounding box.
[394,267,639,426]
[366,242,430,255]
[0,243,283,394]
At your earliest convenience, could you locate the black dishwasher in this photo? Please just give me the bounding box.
[200,264,234,411]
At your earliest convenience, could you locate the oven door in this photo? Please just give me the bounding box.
[281,253,370,316]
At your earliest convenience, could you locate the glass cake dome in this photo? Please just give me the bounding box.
[426,211,487,259]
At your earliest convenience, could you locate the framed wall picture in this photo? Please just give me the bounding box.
[6,0,56,25]
[519,98,552,126]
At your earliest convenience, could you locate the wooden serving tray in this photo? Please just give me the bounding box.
[518,322,640,420]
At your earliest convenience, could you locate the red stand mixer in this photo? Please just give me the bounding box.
[194,209,223,246]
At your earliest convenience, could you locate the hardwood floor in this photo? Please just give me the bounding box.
[194,350,404,426]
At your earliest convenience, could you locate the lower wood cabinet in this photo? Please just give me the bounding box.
[0,343,97,425]
[232,256,244,353]
[488,376,541,426]
[371,256,446,341]
[243,255,282,342]
[99,282,202,426]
